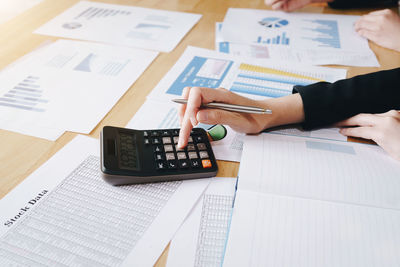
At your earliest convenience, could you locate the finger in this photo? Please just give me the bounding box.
[335,113,381,127]
[354,18,379,32]
[196,109,246,130]
[271,1,285,10]
[376,109,400,118]
[367,8,393,16]
[177,113,193,149]
[339,126,376,140]
[265,0,283,6]
[356,28,380,43]
[178,87,190,125]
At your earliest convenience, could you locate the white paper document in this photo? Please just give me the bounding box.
[0,135,211,266]
[147,46,347,102]
[34,1,201,52]
[0,39,158,140]
[219,10,379,67]
[126,99,244,162]
[167,178,237,267]
[223,134,400,266]
[225,191,400,267]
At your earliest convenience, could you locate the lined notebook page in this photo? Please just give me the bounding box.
[224,191,400,267]
[239,134,400,210]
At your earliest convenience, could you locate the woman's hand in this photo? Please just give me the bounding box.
[177,87,304,148]
[337,110,400,161]
[355,9,400,52]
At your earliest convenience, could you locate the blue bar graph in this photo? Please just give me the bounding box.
[302,19,341,49]
[256,32,290,46]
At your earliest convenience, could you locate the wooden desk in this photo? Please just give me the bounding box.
[0,0,399,266]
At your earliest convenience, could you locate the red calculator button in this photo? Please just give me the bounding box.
[202,159,212,168]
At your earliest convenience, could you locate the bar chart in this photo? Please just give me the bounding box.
[257,32,290,45]
[0,76,47,112]
[230,63,323,98]
[302,19,341,49]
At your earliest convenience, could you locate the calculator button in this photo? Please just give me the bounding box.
[144,138,150,145]
[153,145,163,153]
[173,136,179,144]
[167,160,178,169]
[190,159,201,168]
[161,130,170,136]
[164,145,174,152]
[172,129,180,135]
[187,144,195,151]
[154,153,165,161]
[162,137,172,144]
[188,136,193,143]
[143,131,149,137]
[177,152,187,160]
[199,151,209,159]
[190,129,199,135]
[165,153,176,160]
[179,160,190,169]
[202,159,212,168]
[151,131,160,137]
[152,138,161,145]
[194,136,203,143]
[188,151,198,159]
[156,161,167,170]
[175,146,186,152]
[196,143,207,150]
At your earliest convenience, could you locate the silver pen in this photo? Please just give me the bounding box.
[172,99,272,114]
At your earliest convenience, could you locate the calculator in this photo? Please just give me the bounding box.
[100,126,218,185]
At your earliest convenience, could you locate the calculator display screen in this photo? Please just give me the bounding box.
[119,132,140,171]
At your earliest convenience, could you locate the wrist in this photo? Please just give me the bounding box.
[257,94,305,130]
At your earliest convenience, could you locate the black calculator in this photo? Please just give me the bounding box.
[100,126,218,185]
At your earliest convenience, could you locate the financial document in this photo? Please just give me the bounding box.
[223,134,400,266]
[167,178,236,267]
[0,135,210,266]
[147,46,347,102]
[0,39,158,140]
[126,99,244,162]
[34,1,201,52]
[219,9,379,67]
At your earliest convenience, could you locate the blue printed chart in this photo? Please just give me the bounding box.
[166,56,234,96]
[230,63,323,98]
[221,9,370,52]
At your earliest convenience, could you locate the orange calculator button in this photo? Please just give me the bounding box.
[202,159,212,168]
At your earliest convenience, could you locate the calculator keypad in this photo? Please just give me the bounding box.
[146,129,214,172]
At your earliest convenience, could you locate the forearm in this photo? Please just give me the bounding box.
[293,68,400,130]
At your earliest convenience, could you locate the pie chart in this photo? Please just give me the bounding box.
[259,17,289,28]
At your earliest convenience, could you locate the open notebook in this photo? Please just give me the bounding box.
[224,133,400,267]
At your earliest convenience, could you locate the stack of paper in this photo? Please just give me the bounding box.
[216,9,379,67]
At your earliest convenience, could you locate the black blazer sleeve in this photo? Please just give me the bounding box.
[328,0,398,9]
[293,68,400,130]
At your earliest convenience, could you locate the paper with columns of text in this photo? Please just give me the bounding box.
[0,135,210,266]
[167,178,237,267]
